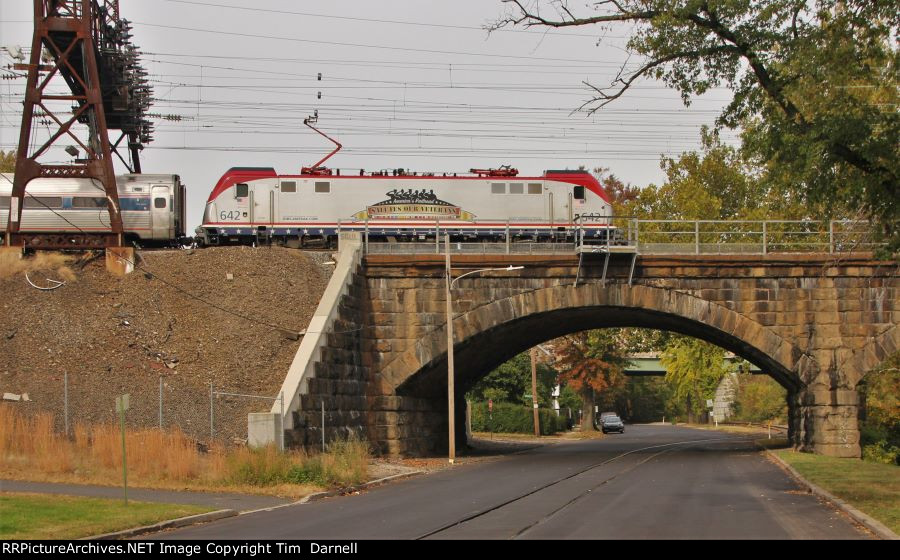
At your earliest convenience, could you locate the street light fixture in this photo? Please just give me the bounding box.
[445,233,524,464]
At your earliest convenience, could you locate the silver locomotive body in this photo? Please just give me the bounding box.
[0,173,186,245]
[198,168,614,246]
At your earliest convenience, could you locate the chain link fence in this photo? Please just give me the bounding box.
[1,373,281,447]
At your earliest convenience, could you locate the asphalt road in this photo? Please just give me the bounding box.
[159,425,869,540]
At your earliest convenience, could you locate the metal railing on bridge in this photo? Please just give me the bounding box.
[343,218,876,256]
[622,219,877,256]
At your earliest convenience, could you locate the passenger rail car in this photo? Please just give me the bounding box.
[197,168,616,247]
[0,173,187,246]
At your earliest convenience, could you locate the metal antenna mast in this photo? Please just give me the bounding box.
[5,0,153,250]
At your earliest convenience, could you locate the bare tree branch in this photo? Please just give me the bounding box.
[577,45,742,114]
[490,0,657,31]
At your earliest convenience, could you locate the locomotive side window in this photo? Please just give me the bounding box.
[235,183,249,198]
[509,183,524,194]
[154,197,167,209]
[23,196,62,208]
[0,196,9,209]
[574,186,585,200]
[491,183,506,194]
[315,182,330,193]
[281,181,297,193]
[72,197,108,208]
[528,183,542,194]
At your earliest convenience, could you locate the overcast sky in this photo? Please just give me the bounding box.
[0,0,737,230]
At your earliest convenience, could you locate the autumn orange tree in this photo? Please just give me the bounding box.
[553,329,629,431]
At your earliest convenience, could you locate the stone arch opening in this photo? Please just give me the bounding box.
[396,305,800,401]
[390,284,803,399]
[378,284,806,455]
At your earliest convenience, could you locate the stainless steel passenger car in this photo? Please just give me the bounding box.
[0,173,187,245]
[196,167,615,247]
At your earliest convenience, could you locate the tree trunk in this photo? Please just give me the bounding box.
[581,386,596,431]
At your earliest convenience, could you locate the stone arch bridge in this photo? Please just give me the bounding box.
[266,240,897,459]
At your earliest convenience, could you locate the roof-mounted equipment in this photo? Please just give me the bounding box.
[469,165,519,177]
[301,114,342,176]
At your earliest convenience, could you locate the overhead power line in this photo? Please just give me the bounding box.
[161,0,628,39]
[133,22,616,63]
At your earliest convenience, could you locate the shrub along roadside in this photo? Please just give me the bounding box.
[226,437,370,488]
[470,401,564,435]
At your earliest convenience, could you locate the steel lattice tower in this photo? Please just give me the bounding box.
[5,0,153,249]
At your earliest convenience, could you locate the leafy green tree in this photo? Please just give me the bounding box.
[731,373,788,423]
[557,384,581,414]
[615,376,675,423]
[859,352,900,464]
[553,329,629,430]
[660,335,735,422]
[0,150,14,173]
[496,1,899,252]
[618,129,811,221]
[468,351,556,406]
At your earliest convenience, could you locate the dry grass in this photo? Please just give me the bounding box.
[0,251,76,281]
[0,405,368,497]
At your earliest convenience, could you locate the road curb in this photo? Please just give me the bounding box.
[83,509,238,540]
[86,470,425,538]
[299,470,425,504]
[763,448,898,540]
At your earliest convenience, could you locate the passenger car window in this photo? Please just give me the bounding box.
[154,197,167,209]
[23,196,62,208]
[72,197,108,208]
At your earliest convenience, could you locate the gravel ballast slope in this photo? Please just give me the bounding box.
[1,246,331,443]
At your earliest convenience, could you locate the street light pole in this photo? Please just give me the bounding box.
[444,233,524,465]
[445,234,456,464]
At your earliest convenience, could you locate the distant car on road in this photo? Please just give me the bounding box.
[594,411,618,430]
[601,415,625,434]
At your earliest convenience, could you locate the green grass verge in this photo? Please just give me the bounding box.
[773,450,900,534]
[0,493,214,539]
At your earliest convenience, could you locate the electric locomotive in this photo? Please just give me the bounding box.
[196,118,619,248]
[196,166,616,248]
